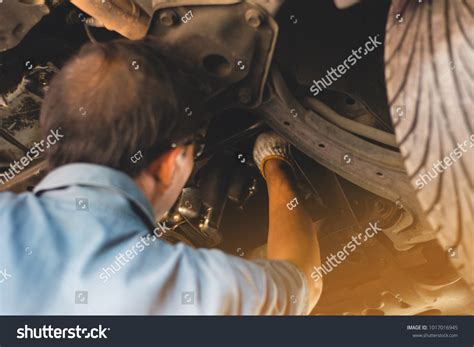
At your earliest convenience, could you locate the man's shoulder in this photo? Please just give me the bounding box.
[0,190,23,210]
[0,190,43,222]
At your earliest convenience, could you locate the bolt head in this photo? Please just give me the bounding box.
[245,9,262,28]
[159,11,177,26]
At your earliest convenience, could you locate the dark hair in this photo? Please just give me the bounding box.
[40,39,205,177]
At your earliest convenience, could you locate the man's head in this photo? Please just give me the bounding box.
[40,39,203,217]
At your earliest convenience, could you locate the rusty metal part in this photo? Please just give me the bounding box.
[257,69,436,250]
[70,0,150,39]
[0,0,50,52]
[147,1,278,112]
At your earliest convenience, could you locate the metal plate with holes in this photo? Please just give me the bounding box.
[147,1,278,112]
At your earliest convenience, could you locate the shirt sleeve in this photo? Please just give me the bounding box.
[171,245,310,315]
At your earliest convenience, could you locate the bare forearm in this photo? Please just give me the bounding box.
[265,160,322,308]
[267,175,319,266]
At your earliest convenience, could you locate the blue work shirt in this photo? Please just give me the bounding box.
[0,164,309,315]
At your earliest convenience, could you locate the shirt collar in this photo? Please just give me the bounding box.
[33,163,156,227]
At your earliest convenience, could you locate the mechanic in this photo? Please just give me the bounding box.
[0,40,323,315]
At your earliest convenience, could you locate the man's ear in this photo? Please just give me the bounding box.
[147,146,185,188]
